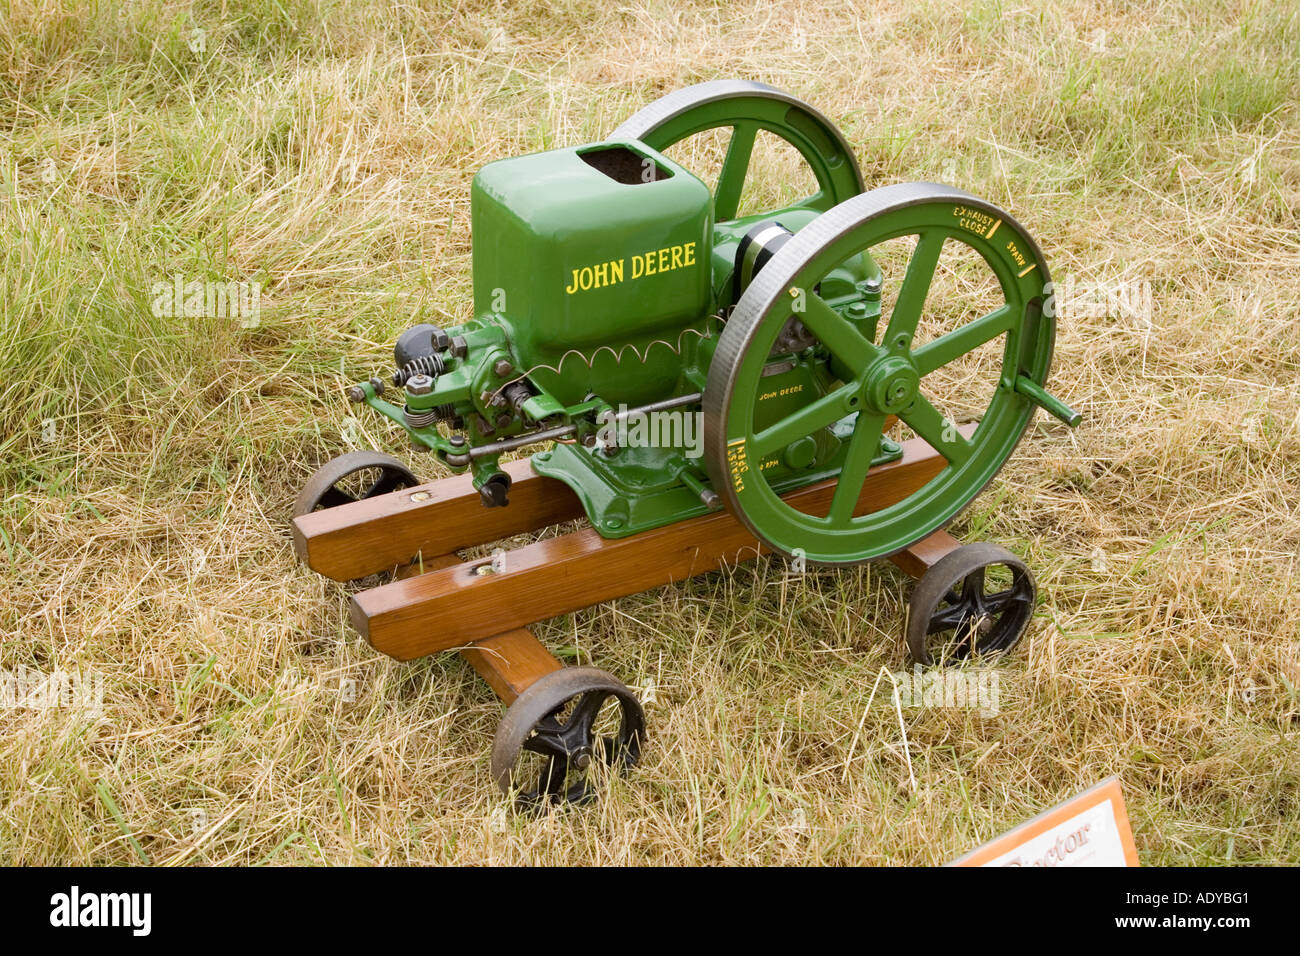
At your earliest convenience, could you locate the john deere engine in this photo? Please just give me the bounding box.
[344,80,1076,561]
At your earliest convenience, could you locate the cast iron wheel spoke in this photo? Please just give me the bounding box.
[926,601,973,635]
[911,303,1016,377]
[882,230,945,347]
[826,412,887,525]
[521,727,569,758]
[750,380,860,458]
[960,567,987,612]
[364,469,414,499]
[535,754,571,798]
[317,486,356,509]
[714,121,758,222]
[797,292,878,375]
[984,583,1034,614]
[567,690,610,741]
[899,393,974,466]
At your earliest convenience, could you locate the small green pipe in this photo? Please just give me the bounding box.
[1014,375,1082,427]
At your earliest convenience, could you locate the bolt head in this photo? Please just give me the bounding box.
[347,385,366,403]
[493,359,514,378]
[405,373,433,396]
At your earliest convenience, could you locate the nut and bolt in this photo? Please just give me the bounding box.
[347,385,366,404]
[405,373,434,396]
[450,336,468,359]
[492,359,515,378]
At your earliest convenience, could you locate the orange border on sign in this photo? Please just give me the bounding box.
[950,776,1139,867]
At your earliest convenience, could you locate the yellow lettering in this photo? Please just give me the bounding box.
[610,258,624,284]
[565,269,580,295]
[671,246,683,270]
[683,242,696,266]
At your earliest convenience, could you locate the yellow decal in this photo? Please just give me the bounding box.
[726,437,749,493]
[565,241,696,295]
[758,384,804,401]
[952,203,997,237]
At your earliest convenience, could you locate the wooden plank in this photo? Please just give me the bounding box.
[291,456,583,582]
[460,629,564,704]
[888,529,963,579]
[396,554,562,703]
[352,434,951,660]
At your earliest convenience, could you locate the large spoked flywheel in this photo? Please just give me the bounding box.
[703,182,1056,565]
[610,80,865,223]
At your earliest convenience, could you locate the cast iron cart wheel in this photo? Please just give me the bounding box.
[906,542,1037,666]
[293,450,419,517]
[703,181,1056,565]
[609,79,865,223]
[491,667,645,809]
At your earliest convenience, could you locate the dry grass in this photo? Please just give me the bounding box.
[1,0,1298,864]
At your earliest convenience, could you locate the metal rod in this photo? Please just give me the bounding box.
[608,391,703,423]
[467,392,704,460]
[1014,375,1081,427]
[468,423,578,459]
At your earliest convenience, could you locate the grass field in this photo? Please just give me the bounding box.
[2,0,1298,865]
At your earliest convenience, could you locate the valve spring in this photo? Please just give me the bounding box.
[393,353,446,386]
[404,404,456,429]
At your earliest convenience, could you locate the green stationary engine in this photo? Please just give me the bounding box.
[341,80,1079,564]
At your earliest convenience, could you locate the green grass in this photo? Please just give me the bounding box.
[1,0,1298,864]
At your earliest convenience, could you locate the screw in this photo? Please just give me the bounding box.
[368,377,386,396]
[493,359,514,378]
[410,491,431,502]
[450,336,468,359]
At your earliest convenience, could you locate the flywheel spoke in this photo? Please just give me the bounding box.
[899,394,974,466]
[714,121,757,222]
[882,230,945,347]
[826,413,886,524]
[750,380,859,458]
[797,292,878,375]
[912,303,1016,377]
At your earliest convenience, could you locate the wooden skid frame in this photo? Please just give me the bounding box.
[293,433,965,669]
